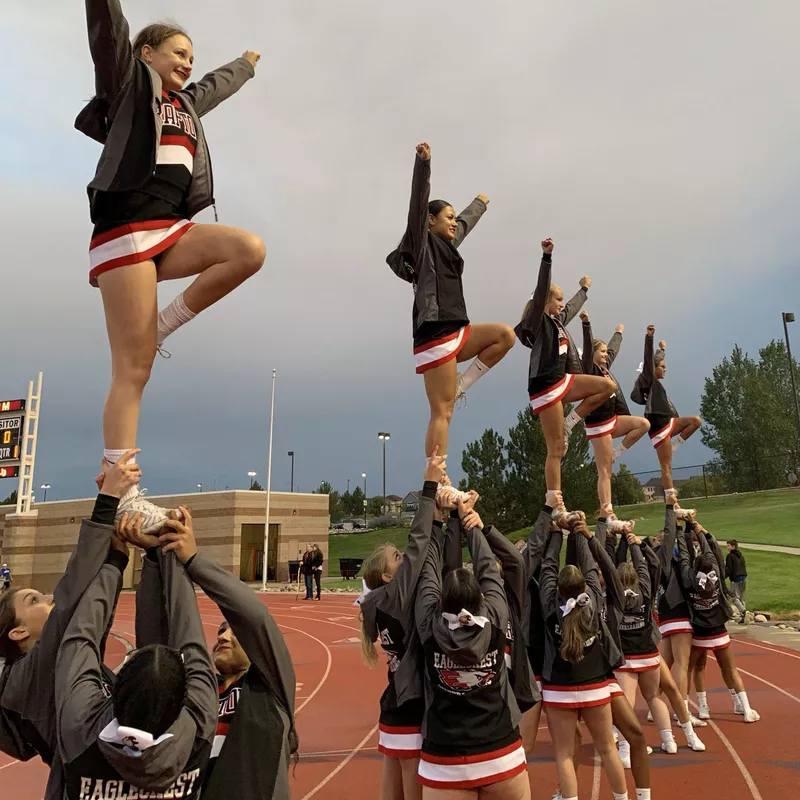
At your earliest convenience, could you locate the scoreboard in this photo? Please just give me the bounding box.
[0,398,25,477]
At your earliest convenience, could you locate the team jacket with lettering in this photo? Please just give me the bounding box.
[55,549,217,800]
[515,252,588,385]
[655,506,689,614]
[385,155,487,334]
[630,332,678,418]
[415,525,520,754]
[581,319,631,418]
[616,542,658,656]
[540,532,616,686]
[614,536,662,649]
[448,518,540,712]
[676,526,732,629]
[76,0,255,218]
[361,482,437,712]
[0,496,119,800]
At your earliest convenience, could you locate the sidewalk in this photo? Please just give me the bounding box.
[738,542,800,556]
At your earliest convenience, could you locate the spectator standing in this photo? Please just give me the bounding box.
[301,545,314,600]
[725,541,748,623]
[312,545,324,601]
[0,565,10,592]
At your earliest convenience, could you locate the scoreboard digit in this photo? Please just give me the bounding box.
[0,466,19,479]
[0,415,22,461]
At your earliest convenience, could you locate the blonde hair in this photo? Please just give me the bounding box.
[520,283,563,322]
[592,338,606,352]
[617,562,638,589]
[359,544,394,668]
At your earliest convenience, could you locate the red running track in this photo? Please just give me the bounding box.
[3,592,798,799]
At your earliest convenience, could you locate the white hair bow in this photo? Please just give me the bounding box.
[441,609,490,630]
[354,579,372,607]
[697,571,718,589]
[624,589,637,598]
[636,361,644,374]
[560,592,590,617]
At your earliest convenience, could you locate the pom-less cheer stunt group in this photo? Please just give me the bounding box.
[0,2,758,799]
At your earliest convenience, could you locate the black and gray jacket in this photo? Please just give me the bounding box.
[0,495,120,800]
[581,320,631,417]
[515,253,588,387]
[360,482,437,712]
[630,332,678,418]
[540,531,616,686]
[55,549,217,800]
[386,155,487,335]
[655,505,688,614]
[76,0,255,218]
[616,536,662,650]
[617,541,658,656]
[134,547,298,800]
[415,523,520,753]
[521,507,555,680]
[447,518,540,712]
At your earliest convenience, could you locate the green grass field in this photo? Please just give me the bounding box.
[327,489,800,612]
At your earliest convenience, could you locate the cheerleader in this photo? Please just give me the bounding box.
[677,521,760,723]
[630,327,702,500]
[359,452,446,800]
[77,0,264,531]
[539,521,627,800]
[515,240,615,503]
[579,313,650,516]
[54,523,217,799]
[0,454,139,800]
[414,500,528,798]
[387,143,515,506]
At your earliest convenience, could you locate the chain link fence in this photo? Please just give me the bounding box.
[616,450,800,504]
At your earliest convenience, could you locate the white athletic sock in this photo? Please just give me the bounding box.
[671,434,687,453]
[660,729,676,745]
[697,691,708,708]
[613,793,629,800]
[684,699,691,714]
[459,358,489,393]
[612,442,628,462]
[103,448,136,465]
[736,691,753,714]
[564,409,581,435]
[618,737,630,761]
[157,291,197,346]
[635,790,651,800]
[679,719,694,735]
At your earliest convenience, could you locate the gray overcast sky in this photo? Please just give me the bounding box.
[1,1,799,503]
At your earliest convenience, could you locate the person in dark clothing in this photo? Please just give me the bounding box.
[301,545,314,600]
[725,540,748,622]
[0,452,140,800]
[312,545,324,601]
[515,239,615,507]
[630,326,702,500]
[387,143,515,507]
[54,510,218,800]
[78,0,264,534]
[0,565,10,592]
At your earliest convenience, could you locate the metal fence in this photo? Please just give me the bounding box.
[617,450,800,504]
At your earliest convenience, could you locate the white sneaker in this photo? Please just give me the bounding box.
[619,751,631,770]
[552,508,586,528]
[612,727,620,744]
[606,518,633,534]
[686,732,706,752]
[436,483,469,511]
[454,374,467,410]
[116,487,171,534]
[646,746,653,755]
[674,712,707,727]
[733,697,745,715]
[661,739,678,754]
[744,708,760,723]
[698,705,711,720]
[552,791,563,800]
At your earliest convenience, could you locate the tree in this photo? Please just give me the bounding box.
[313,481,344,522]
[611,464,644,506]
[367,496,384,517]
[350,486,366,517]
[250,480,263,491]
[1,490,16,506]
[460,428,511,529]
[677,472,728,500]
[700,342,799,491]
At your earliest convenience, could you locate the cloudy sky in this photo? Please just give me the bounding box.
[2,1,799,504]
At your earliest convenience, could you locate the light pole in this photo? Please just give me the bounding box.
[783,312,800,441]
[40,483,50,502]
[378,432,390,515]
[362,472,367,527]
[288,451,295,492]
[197,483,203,492]
[347,478,350,493]
[248,471,257,489]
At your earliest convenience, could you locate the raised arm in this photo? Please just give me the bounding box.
[443,517,463,581]
[525,505,554,577]
[415,526,445,644]
[482,525,525,615]
[539,530,563,619]
[83,0,135,99]
[674,519,696,590]
[572,528,604,607]
[628,541,652,606]
[180,56,257,118]
[581,315,594,374]
[452,196,488,249]
[659,504,678,581]
[405,149,432,265]
[135,549,166,647]
[606,327,624,367]
[559,278,590,326]
[463,526,507,631]
[641,328,655,387]
[55,550,129,764]
[515,246,553,347]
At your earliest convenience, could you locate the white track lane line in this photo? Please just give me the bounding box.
[708,654,800,706]
[732,638,800,662]
[0,760,20,771]
[688,699,763,800]
[299,723,380,800]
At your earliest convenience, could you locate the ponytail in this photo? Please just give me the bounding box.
[360,618,379,668]
[560,611,591,664]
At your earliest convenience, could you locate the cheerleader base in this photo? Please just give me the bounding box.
[615,653,661,673]
[417,741,526,790]
[378,724,422,759]
[541,678,622,709]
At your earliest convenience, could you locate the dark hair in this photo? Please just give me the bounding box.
[557,565,594,664]
[428,200,452,218]
[0,589,22,661]
[694,553,719,599]
[132,23,191,59]
[727,540,738,548]
[442,568,481,615]
[114,645,186,737]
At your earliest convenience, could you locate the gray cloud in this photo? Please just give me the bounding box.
[2,0,799,502]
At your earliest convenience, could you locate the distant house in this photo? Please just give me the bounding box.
[642,476,699,502]
[402,491,421,517]
[386,495,404,514]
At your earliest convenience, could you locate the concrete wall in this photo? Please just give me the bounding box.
[0,490,329,593]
